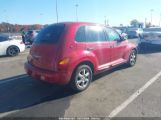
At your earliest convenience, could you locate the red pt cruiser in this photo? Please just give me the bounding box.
[25,22,137,91]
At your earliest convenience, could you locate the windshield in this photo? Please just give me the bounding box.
[34,24,65,44]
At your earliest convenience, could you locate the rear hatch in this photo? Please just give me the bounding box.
[29,24,65,71]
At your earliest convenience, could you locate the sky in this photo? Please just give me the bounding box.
[0,0,161,26]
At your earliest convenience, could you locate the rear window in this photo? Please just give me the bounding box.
[34,24,65,44]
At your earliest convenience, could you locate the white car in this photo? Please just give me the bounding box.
[0,35,25,56]
[127,28,143,38]
[139,27,161,45]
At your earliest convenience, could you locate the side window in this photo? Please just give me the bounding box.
[86,26,107,42]
[106,28,121,41]
[0,36,8,42]
[75,26,86,42]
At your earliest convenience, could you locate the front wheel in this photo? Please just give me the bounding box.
[127,49,137,67]
[70,65,93,92]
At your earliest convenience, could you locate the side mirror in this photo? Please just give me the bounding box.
[121,33,128,40]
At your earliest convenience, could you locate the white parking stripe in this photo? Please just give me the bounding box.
[0,110,20,118]
[108,71,161,118]
[0,75,28,118]
[0,58,25,63]
[0,75,28,84]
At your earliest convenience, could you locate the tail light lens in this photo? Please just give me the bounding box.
[58,58,69,65]
[57,58,70,70]
[20,41,24,44]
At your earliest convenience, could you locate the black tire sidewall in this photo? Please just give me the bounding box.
[7,46,19,57]
[128,50,137,67]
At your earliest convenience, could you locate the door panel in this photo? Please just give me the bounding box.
[105,28,127,65]
[85,42,111,66]
[110,41,127,62]
[75,25,112,70]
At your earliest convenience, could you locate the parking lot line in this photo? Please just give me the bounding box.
[0,75,28,84]
[0,110,20,118]
[108,70,161,118]
[0,58,25,63]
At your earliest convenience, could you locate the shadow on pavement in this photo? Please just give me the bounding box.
[0,55,8,58]
[0,64,129,115]
[0,75,77,114]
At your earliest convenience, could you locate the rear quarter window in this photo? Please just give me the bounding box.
[34,24,65,44]
[75,26,86,42]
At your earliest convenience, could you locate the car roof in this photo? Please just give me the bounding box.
[51,22,105,27]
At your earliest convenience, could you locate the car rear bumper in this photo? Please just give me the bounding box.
[24,62,70,85]
[19,44,26,52]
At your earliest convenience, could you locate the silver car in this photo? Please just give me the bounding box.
[140,27,161,46]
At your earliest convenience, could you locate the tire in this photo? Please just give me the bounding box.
[69,65,93,92]
[7,46,20,57]
[127,49,137,67]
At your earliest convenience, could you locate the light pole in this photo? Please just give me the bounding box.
[3,10,10,33]
[159,14,161,26]
[40,13,43,24]
[104,16,107,25]
[56,0,59,23]
[150,9,154,25]
[145,18,147,28]
[75,4,79,22]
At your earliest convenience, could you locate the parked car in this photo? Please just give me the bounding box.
[0,35,25,56]
[127,28,143,38]
[25,22,137,91]
[25,30,40,44]
[139,27,161,47]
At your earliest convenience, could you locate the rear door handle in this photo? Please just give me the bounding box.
[110,46,114,48]
[86,48,94,51]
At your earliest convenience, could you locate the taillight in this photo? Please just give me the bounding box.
[57,58,70,70]
[20,41,24,44]
[58,58,70,65]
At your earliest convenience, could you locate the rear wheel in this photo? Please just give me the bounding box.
[70,65,93,92]
[7,46,20,57]
[127,49,137,67]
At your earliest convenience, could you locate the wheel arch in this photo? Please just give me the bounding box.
[73,60,95,74]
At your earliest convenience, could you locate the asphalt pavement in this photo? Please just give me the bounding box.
[0,39,161,119]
